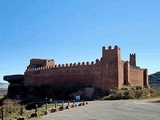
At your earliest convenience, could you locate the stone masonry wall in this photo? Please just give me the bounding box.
[101,46,120,90]
[24,60,102,89]
[24,46,148,91]
[130,66,144,86]
[118,61,125,89]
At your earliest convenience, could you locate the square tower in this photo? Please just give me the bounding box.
[130,53,136,66]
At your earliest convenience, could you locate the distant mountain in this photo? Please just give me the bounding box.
[0,82,9,89]
[149,72,160,89]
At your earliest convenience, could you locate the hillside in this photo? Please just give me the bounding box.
[0,82,9,89]
[0,83,8,99]
[102,86,160,100]
[149,71,160,89]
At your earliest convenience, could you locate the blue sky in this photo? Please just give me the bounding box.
[0,0,160,82]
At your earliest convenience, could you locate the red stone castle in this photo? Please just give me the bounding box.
[24,46,148,91]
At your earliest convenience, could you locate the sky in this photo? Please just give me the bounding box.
[0,0,160,82]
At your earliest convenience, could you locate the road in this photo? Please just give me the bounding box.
[38,99,160,120]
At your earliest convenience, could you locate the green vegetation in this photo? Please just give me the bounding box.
[149,71,160,90]
[149,71,160,81]
[102,86,160,100]
[0,99,61,120]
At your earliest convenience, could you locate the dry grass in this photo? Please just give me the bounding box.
[102,86,160,100]
[0,99,61,120]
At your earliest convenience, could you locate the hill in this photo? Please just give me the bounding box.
[0,82,9,89]
[0,82,8,99]
[149,72,160,89]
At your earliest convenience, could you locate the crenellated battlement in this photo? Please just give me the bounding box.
[103,45,120,51]
[130,53,136,56]
[23,45,148,91]
[26,59,101,72]
[102,45,121,60]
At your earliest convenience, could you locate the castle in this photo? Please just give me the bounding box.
[24,45,148,91]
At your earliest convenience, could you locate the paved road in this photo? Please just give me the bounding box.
[38,99,160,120]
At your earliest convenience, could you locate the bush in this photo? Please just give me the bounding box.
[123,91,135,99]
[135,86,142,90]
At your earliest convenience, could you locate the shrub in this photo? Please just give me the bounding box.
[123,91,135,99]
[135,86,142,90]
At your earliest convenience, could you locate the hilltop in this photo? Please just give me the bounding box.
[149,72,160,89]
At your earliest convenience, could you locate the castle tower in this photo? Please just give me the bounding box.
[130,53,136,66]
[101,46,122,90]
[27,58,54,69]
[143,69,149,86]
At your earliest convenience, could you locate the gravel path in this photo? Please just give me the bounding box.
[37,99,160,120]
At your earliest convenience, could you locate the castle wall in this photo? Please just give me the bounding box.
[24,60,102,89]
[118,61,125,89]
[143,69,148,86]
[23,46,148,91]
[130,66,144,86]
[124,61,130,85]
[46,59,55,67]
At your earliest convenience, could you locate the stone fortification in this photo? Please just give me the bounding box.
[24,46,148,91]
